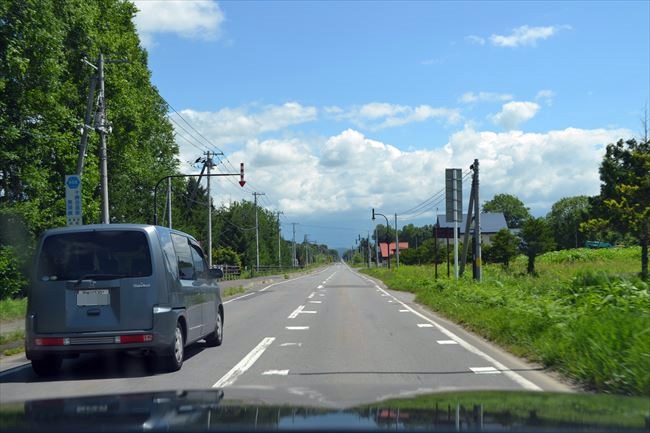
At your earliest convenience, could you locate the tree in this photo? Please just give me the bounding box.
[482,193,531,228]
[487,228,519,268]
[546,196,591,249]
[520,217,555,275]
[591,138,649,279]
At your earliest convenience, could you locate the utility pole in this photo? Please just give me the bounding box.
[206,151,213,267]
[395,213,400,268]
[472,159,482,281]
[167,177,172,228]
[76,70,96,176]
[97,53,110,224]
[374,227,379,266]
[292,223,297,267]
[276,211,283,267]
[204,151,223,268]
[367,231,371,268]
[460,159,481,281]
[253,192,265,271]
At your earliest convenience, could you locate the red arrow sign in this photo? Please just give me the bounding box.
[239,162,245,187]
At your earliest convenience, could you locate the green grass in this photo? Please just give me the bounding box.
[362,247,650,396]
[0,330,24,346]
[223,286,246,298]
[0,297,26,322]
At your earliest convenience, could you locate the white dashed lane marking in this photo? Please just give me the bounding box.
[262,370,289,376]
[286,326,309,330]
[417,323,434,328]
[470,367,501,374]
[437,340,459,345]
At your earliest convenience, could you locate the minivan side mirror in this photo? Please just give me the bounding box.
[208,268,224,279]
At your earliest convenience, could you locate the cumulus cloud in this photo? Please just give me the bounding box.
[489,25,560,47]
[171,102,317,149]
[459,92,514,104]
[203,126,629,227]
[133,1,225,48]
[334,103,461,130]
[490,101,541,130]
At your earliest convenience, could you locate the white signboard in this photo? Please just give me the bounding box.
[65,175,82,226]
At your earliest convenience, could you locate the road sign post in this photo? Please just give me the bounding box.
[445,169,462,279]
[65,175,83,226]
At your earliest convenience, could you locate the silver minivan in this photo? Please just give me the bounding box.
[25,224,224,376]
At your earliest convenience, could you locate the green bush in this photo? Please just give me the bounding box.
[0,246,27,299]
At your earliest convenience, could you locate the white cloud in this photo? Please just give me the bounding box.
[171,102,317,149]
[535,89,556,106]
[466,35,486,45]
[489,25,559,47]
[335,103,461,130]
[459,92,514,104]
[133,1,225,48]
[490,101,541,130]
[209,126,630,225]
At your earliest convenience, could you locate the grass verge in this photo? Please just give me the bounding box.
[362,247,650,396]
[223,286,246,298]
[0,297,26,322]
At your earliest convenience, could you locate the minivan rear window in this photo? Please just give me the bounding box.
[37,231,152,281]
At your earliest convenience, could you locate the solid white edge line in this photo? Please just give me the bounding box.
[359,275,542,392]
[212,337,275,388]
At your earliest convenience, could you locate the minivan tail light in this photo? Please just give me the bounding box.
[115,334,153,344]
[35,338,69,346]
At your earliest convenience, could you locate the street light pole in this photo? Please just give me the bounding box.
[371,208,391,269]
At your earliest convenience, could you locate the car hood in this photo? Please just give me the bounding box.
[1,389,648,432]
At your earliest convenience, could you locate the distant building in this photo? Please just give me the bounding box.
[379,242,409,262]
[435,213,508,245]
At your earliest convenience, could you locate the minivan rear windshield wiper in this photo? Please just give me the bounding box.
[74,274,129,286]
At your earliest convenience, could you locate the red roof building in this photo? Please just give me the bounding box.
[379,242,409,259]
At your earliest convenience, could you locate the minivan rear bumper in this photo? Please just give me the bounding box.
[25,309,179,360]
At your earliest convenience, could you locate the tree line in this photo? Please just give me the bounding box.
[0,0,337,298]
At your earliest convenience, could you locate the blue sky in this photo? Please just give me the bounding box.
[133,1,649,248]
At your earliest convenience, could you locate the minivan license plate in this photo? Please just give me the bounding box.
[77,289,110,306]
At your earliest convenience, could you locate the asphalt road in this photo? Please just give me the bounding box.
[0,263,571,407]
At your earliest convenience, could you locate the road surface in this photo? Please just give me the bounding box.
[0,263,570,407]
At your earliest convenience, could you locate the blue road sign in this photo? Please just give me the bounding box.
[66,175,80,189]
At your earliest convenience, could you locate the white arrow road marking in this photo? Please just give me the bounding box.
[262,370,289,376]
[212,337,275,388]
[471,367,501,374]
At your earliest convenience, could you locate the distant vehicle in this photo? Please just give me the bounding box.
[585,241,613,249]
[25,224,224,376]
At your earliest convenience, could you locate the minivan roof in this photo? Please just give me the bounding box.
[40,224,199,243]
